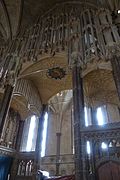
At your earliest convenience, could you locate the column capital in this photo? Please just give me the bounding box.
[106,43,120,59]
[5,73,16,87]
[56,132,61,137]
[69,52,84,69]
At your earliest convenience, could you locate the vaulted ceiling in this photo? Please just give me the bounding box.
[19,56,72,103]
[0,0,120,116]
[0,0,119,45]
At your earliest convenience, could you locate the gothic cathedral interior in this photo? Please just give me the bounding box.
[0,0,120,180]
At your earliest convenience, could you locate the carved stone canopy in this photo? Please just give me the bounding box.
[0,0,119,118]
[0,0,119,46]
[106,43,120,59]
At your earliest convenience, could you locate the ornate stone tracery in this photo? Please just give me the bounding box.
[0,1,119,180]
[0,107,20,149]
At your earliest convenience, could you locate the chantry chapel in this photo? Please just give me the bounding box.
[0,0,120,180]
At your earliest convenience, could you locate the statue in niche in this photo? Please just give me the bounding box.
[5,55,21,87]
[0,53,22,88]
[8,55,21,77]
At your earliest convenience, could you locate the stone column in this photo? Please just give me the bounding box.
[56,132,61,176]
[107,45,120,101]
[71,56,85,180]
[90,140,96,180]
[0,84,14,136]
[110,53,120,101]
[0,54,21,137]
[96,9,120,101]
[15,120,24,151]
[10,157,19,180]
[35,105,47,170]
[90,107,97,126]
[9,120,23,180]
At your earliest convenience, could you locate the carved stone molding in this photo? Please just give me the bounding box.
[0,145,16,156]
[69,52,84,68]
[81,123,120,141]
[0,54,22,88]
[106,43,120,59]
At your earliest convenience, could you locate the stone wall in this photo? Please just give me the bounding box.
[41,104,74,176]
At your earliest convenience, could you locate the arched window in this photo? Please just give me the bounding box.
[96,106,108,126]
[20,115,39,152]
[101,142,108,150]
[41,112,48,157]
[84,107,92,127]
[97,107,104,126]
[86,141,91,155]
